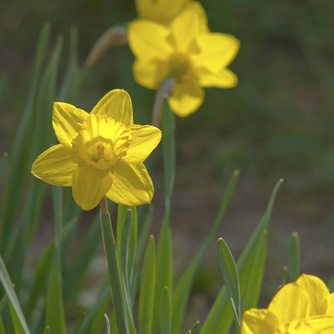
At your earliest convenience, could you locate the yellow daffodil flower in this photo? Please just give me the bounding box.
[241,274,334,334]
[128,2,239,118]
[32,90,161,211]
[135,0,193,26]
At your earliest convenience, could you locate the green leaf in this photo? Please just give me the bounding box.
[104,314,111,334]
[0,256,30,334]
[0,315,6,334]
[160,287,171,334]
[152,216,173,334]
[241,230,267,313]
[199,179,283,334]
[0,22,50,255]
[288,231,300,282]
[43,327,50,334]
[172,170,239,334]
[46,266,66,334]
[217,238,240,331]
[139,236,156,334]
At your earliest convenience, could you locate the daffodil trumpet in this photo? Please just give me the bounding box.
[32,89,162,211]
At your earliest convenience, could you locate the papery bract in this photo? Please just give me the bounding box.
[128,2,240,117]
[241,274,334,334]
[32,89,161,211]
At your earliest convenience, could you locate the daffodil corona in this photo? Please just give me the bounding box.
[241,274,334,334]
[32,90,161,211]
[128,2,240,117]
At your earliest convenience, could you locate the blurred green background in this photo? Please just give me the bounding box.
[2,0,334,313]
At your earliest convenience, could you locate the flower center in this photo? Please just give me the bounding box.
[169,52,191,79]
[72,115,132,170]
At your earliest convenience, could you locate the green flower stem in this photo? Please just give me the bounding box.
[152,78,177,128]
[100,196,129,334]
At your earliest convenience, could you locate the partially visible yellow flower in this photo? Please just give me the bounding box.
[135,0,193,26]
[128,2,239,117]
[32,90,161,211]
[241,274,334,334]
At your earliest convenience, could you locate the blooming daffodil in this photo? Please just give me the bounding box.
[128,2,240,117]
[241,274,334,334]
[32,89,161,211]
[135,0,193,26]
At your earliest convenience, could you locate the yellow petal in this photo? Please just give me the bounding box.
[324,293,334,315]
[192,33,240,72]
[296,274,329,315]
[241,309,278,334]
[106,161,153,206]
[133,59,169,90]
[122,125,162,164]
[169,2,208,52]
[306,316,334,333]
[268,282,311,324]
[169,80,204,117]
[91,89,133,126]
[128,20,172,62]
[32,144,84,186]
[53,102,89,149]
[72,166,112,211]
[135,0,192,26]
[197,67,238,88]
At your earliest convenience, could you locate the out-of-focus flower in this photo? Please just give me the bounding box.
[241,274,334,334]
[128,2,239,118]
[32,90,161,211]
[135,0,193,26]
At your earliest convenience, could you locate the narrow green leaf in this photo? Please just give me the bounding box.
[139,235,156,334]
[104,314,111,334]
[8,301,27,334]
[46,266,66,334]
[160,287,171,334]
[100,209,129,334]
[0,256,30,334]
[52,186,63,279]
[328,272,334,293]
[5,35,63,292]
[0,315,6,334]
[242,230,267,313]
[63,214,101,304]
[281,266,288,286]
[152,216,173,334]
[43,327,50,334]
[199,179,283,334]
[1,22,50,255]
[127,207,137,295]
[217,238,240,331]
[288,231,300,282]
[172,170,239,334]
[185,321,199,334]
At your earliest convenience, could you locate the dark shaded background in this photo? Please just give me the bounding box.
[2,0,334,324]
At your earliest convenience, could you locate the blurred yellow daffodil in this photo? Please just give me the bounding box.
[135,0,193,26]
[241,274,334,334]
[32,90,161,211]
[128,2,239,117]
